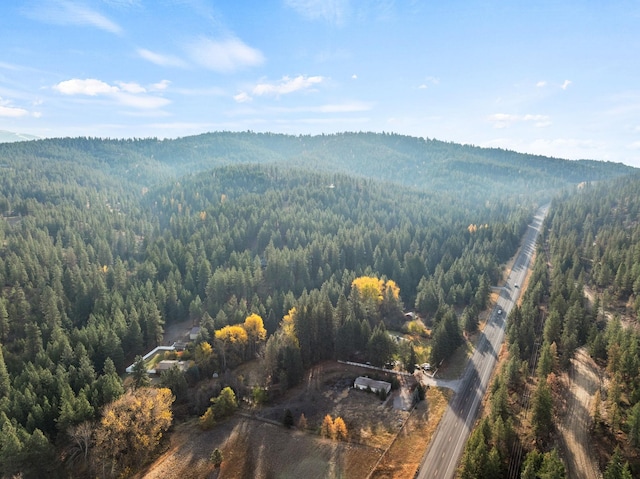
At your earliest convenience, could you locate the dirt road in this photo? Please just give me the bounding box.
[558,347,602,479]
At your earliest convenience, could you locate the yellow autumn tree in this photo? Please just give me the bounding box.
[243,313,267,356]
[383,279,400,300]
[352,276,385,303]
[195,341,216,376]
[94,387,174,475]
[215,325,248,369]
[281,307,298,343]
[321,414,335,439]
[333,416,348,441]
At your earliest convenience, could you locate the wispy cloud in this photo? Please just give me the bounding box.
[150,80,171,91]
[488,113,551,128]
[561,79,572,90]
[0,61,23,71]
[0,104,29,118]
[536,81,547,87]
[233,75,327,103]
[137,48,188,68]
[253,75,325,96]
[186,37,264,73]
[52,78,170,109]
[23,1,122,34]
[0,97,39,118]
[418,76,439,89]
[284,0,348,25]
[233,92,252,103]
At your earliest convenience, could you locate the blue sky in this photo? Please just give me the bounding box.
[1,1,640,167]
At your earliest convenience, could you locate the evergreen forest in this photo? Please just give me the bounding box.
[0,131,636,478]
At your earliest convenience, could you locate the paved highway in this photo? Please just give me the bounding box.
[416,204,549,479]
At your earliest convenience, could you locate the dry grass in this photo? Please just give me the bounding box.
[139,361,452,479]
[436,340,474,380]
[369,387,453,479]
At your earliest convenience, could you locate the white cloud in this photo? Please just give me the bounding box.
[352,74,358,80]
[0,96,39,117]
[233,92,252,103]
[150,80,171,91]
[52,78,170,109]
[0,104,29,117]
[488,113,551,128]
[54,79,119,96]
[536,81,547,87]
[284,0,348,25]
[137,48,188,68]
[116,82,146,94]
[561,79,572,90]
[186,37,264,73]
[252,75,325,96]
[24,1,122,34]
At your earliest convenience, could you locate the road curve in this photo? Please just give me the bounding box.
[415,204,549,479]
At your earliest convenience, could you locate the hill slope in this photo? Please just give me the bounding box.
[0,132,634,199]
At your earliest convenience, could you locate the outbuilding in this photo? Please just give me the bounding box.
[353,376,392,395]
[153,360,189,374]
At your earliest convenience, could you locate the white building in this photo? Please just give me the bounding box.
[353,376,392,395]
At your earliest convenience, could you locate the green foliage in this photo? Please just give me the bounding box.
[200,386,238,429]
[159,366,189,403]
[604,447,632,479]
[531,380,554,443]
[429,306,463,365]
[521,448,566,479]
[0,133,633,474]
[210,447,224,468]
[131,355,151,390]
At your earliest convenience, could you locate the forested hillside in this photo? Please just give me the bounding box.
[0,133,636,478]
[0,132,633,198]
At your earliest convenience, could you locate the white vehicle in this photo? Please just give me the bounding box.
[421,363,431,371]
[498,308,502,315]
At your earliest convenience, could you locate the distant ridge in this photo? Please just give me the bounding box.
[0,130,40,143]
[0,131,635,201]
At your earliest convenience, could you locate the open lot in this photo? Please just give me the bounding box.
[138,361,451,479]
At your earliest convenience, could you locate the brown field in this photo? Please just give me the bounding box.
[138,361,452,479]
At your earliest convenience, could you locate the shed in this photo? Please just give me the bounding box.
[354,376,392,395]
[189,326,201,341]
